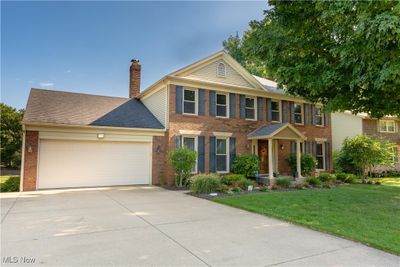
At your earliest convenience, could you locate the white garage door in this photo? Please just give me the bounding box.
[38,139,151,189]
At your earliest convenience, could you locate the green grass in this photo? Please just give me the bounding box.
[0,176,20,192]
[213,178,400,255]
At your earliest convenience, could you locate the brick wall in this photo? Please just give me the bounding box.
[363,118,400,144]
[164,84,333,182]
[23,131,39,191]
[152,135,169,185]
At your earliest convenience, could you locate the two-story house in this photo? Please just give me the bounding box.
[332,112,400,172]
[21,51,332,191]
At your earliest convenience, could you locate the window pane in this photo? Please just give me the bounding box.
[184,90,195,101]
[316,144,323,155]
[315,108,322,116]
[271,101,279,111]
[294,114,302,124]
[316,116,323,126]
[245,98,254,108]
[294,104,302,113]
[217,94,226,105]
[216,139,227,154]
[216,155,227,172]
[245,109,255,119]
[217,105,227,117]
[388,122,395,131]
[183,137,195,151]
[272,111,280,121]
[184,102,195,114]
[317,157,324,169]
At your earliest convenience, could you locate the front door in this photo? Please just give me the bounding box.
[258,140,268,174]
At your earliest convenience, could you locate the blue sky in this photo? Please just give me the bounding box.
[1,1,266,109]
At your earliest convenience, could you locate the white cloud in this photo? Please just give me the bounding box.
[39,82,55,87]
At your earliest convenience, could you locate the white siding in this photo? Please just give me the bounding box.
[331,112,363,151]
[142,86,167,127]
[186,59,254,88]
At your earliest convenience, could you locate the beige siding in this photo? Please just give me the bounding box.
[142,86,167,127]
[186,59,254,88]
[331,112,363,151]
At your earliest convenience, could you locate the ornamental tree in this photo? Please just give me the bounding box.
[169,147,196,187]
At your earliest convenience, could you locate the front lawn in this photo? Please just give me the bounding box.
[0,176,20,192]
[213,178,400,255]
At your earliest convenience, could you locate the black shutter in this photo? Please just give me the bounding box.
[175,86,183,114]
[325,142,331,171]
[209,90,216,116]
[209,136,216,172]
[198,89,205,116]
[324,112,329,127]
[229,93,236,118]
[304,104,309,125]
[257,97,263,120]
[291,141,296,154]
[266,98,272,121]
[198,136,205,173]
[282,101,288,122]
[239,95,245,119]
[290,102,295,123]
[311,105,316,126]
[175,135,182,148]
[229,137,236,170]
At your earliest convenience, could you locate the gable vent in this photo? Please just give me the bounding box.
[217,62,226,77]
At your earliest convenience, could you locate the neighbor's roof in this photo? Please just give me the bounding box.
[252,75,285,95]
[23,89,164,129]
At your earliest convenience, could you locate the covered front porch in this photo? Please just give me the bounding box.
[248,123,306,183]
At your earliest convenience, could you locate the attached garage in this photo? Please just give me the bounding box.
[37,139,152,189]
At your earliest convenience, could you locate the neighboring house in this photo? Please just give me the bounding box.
[331,112,400,172]
[20,51,332,191]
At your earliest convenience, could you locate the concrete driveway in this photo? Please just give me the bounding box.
[1,186,398,266]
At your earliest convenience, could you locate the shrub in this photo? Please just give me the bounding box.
[319,173,336,184]
[287,153,317,176]
[169,148,197,187]
[335,172,348,182]
[220,174,245,186]
[190,174,220,194]
[231,154,259,177]
[238,178,256,190]
[276,177,292,188]
[259,186,269,192]
[305,177,322,186]
[346,174,360,184]
[232,186,243,192]
[0,176,20,192]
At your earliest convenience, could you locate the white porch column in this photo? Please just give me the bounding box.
[268,138,274,178]
[296,139,302,178]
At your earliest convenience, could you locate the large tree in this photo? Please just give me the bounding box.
[224,1,400,118]
[1,103,24,168]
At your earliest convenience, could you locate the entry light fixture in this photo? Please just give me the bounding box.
[97,133,105,139]
[280,144,285,150]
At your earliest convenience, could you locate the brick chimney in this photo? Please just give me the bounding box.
[129,59,141,98]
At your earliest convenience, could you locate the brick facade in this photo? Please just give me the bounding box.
[152,135,169,185]
[159,84,333,184]
[22,131,39,191]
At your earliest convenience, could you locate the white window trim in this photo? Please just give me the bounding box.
[271,99,281,123]
[315,106,324,127]
[216,92,229,118]
[378,120,397,133]
[391,146,399,164]
[316,142,326,171]
[294,103,304,125]
[245,96,257,121]
[216,62,226,78]
[182,135,198,174]
[216,136,230,174]
[182,88,198,116]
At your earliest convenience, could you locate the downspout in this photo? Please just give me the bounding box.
[19,126,26,192]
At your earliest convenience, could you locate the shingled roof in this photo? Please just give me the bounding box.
[23,89,164,129]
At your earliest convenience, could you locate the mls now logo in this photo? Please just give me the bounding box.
[2,256,36,264]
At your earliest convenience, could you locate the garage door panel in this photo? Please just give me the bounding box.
[38,140,151,189]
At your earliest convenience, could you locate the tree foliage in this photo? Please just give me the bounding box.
[335,135,395,181]
[1,103,24,168]
[224,1,400,117]
[169,147,197,187]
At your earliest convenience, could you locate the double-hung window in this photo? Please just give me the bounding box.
[182,136,197,173]
[315,106,324,126]
[379,120,396,133]
[271,100,281,122]
[293,103,303,124]
[245,97,256,120]
[316,143,325,170]
[183,88,197,115]
[216,137,229,173]
[391,146,399,164]
[216,93,228,117]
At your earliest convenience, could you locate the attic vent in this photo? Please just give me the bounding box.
[217,62,226,77]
